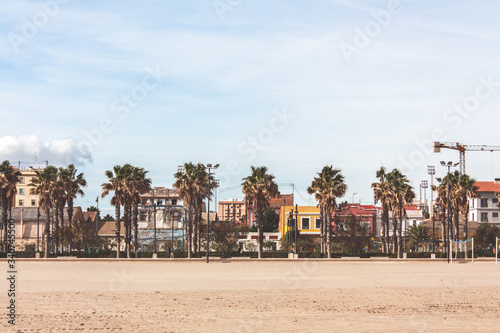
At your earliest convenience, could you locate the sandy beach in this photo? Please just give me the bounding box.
[2,259,500,332]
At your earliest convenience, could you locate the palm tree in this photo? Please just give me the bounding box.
[126,166,152,258]
[0,161,20,252]
[102,165,129,258]
[174,162,210,258]
[30,166,58,258]
[372,167,392,254]
[407,225,431,251]
[60,164,87,252]
[456,174,478,241]
[387,169,415,259]
[241,166,279,259]
[307,165,346,258]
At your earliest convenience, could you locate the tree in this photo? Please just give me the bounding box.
[372,167,391,254]
[174,162,212,258]
[241,166,279,259]
[456,174,478,241]
[474,223,500,255]
[334,213,371,256]
[262,208,279,232]
[30,166,58,258]
[102,214,115,221]
[406,225,431,251]
[210,220,248,258]
[307,165,347,258]
[101,165,129,258]
[387,169,415,259]
[87,206,98,212]
[0,161,20,252]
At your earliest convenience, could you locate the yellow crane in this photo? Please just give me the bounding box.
[433,141,500,174]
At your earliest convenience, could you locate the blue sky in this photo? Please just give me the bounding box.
[1,0,500,215]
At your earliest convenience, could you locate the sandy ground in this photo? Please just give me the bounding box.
[1,259,499,332]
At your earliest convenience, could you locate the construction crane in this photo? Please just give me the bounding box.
[433,141,500,174]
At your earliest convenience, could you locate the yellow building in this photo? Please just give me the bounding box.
[14,167,42,208]
[280,205,320,238]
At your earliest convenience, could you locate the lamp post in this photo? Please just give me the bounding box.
[37,206,40,254]
[294,204,298,255]
[202,163,219,263]
[428,165,435,253]
[352,192,357,204]
[153,202,157,256]
[441,161,459,263]
[421,180,428,214]
[288,211,293,253]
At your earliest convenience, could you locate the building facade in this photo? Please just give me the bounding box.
[218,199,245,223]
[468,180,500,226]
[13,167,42,208]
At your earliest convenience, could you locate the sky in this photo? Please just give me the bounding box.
[1,0,500,215]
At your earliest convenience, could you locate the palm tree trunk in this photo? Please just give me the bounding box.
[392,217,397,256]
[257,212,263,259]
[381,208,387,254]
[133,205,139,257]
[44,208,51,258]
[327,213,333,259]
[320,208,324,253]
[115,205,121,259]
[1,201,7,252]
[187,208,193,258]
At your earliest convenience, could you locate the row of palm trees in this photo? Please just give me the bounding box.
[101,164,152,258]
[173,162,213,258]
[0,161,21,252]
[372,167,416,258]
[28,164,87,258]
[433,171,479,242]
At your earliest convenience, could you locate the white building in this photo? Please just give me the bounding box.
[468,180,500,226]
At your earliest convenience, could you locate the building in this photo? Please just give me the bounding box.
[468,180,500,226]
[5,206,86,251]
[218,199,245,223]
[247,191,293,227]
[280,205,320,238]
[137,187,186,249]
[13,166,43,208]
[374,205,424,238]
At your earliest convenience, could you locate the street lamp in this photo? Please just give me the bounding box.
[201,163,219,263]
[352,192,357,204]
[294,204,298,255]
[288,210,294,254]
[153,202,157,256]
[428,165,435,253]
[441,161,459,263]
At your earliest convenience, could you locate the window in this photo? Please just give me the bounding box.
[481,198,488,208]
[493,213,499,218]
[481,213,488,222]
[315,218,321,229]
[19,188,24,195]
[19,200,24,206]
[31,199,36,206]
[493,198,499,204]
[19,177,24,184]
[172,199,177,205]
[301,217,310,230]
[361,220,370,231]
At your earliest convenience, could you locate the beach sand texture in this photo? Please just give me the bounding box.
[2,260,500,332]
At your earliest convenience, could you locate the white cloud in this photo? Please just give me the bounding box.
[0,135,92,166]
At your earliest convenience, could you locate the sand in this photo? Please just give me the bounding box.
[2,259,499,332]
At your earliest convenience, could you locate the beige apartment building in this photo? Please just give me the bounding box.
[14,167,42,208]
[218,199,246,223]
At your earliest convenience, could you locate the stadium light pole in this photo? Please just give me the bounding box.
[441,161,459,263]
[428,165,435,253]
[202,163,219,263]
